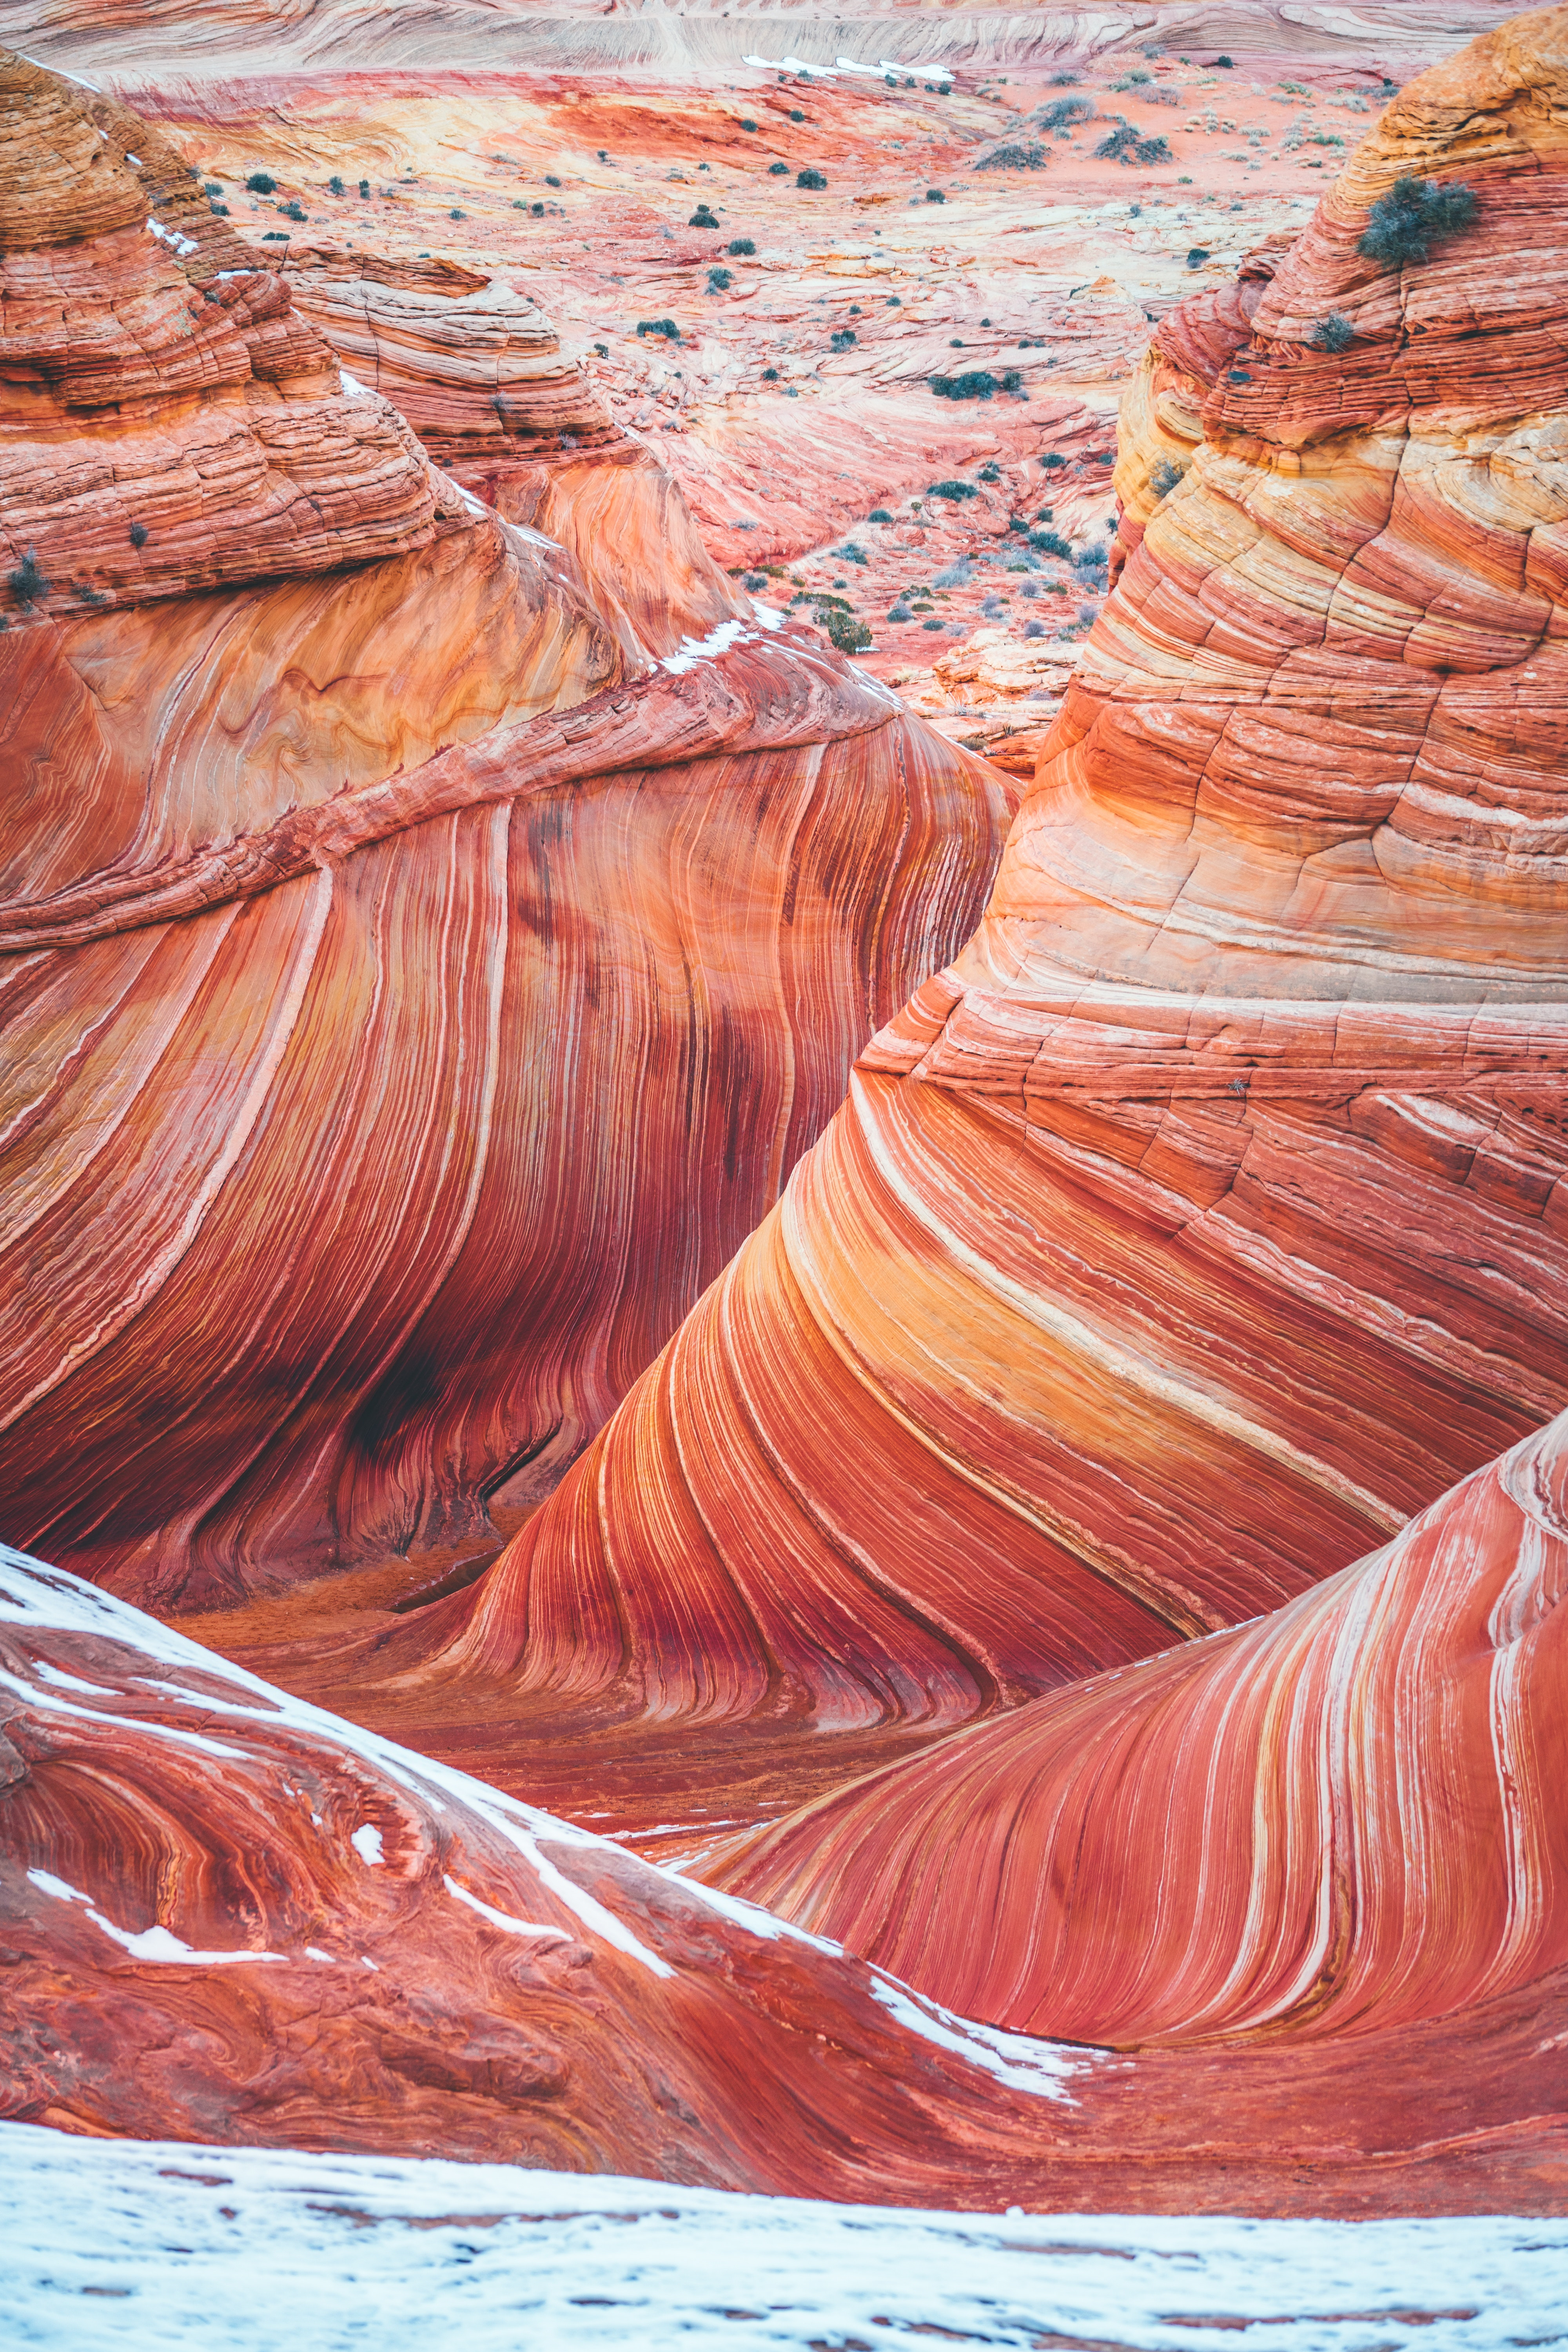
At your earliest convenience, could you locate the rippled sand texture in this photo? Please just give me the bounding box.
[0,53,1012,1609]
[390,6,1568,1833]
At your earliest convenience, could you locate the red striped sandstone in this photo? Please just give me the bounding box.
[0,51,1012,1608]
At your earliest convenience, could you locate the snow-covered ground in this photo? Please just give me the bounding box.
[3,2123,1564,2351]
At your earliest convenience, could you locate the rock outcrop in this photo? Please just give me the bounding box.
[0,51,1013,1608]
[6,1532,1568,2214]
[367,7,1568,1841]
[717,1406,1568,2047]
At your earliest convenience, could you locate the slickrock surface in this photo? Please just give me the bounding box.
[5,1537,1568,2214]
[0,51,1011,1608]
[720,1407,1568,2047]
[316,8,1568,1856]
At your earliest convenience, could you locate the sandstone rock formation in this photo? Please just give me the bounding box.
[0,51,1012,1608]
[718,1405,1568,2046]
[5,1531,1567,2213]
[354,5,1568,1847]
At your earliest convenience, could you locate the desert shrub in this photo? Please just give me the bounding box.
[689,205,719,227]
[637,317,681,339]
[1113,69,1151,87]
[727,237,755,254]
[769,162,788,176]
[128,521,149,549]
[822,606,872,653]
[708,267,732,290]
[202,180,223,195]
[1049,73,1080,87]
[1031,528,1071,555]
[926,187,946,202]
[281,199,307,220]
[7,548,50,607]
[888,603,913,622]
[1040,452,1066,469]
[740,118,758,131]
[1095,123,1173,165]
[1149,456,1185,497]
[262,229,287,240]
[762,365,779,379]
[1214,54,1234,67]
[1075,542,1108,567]
[1000,368,1024,392]
[530,201,544,215]
[1024,619,1046,637]
[358,178,370,198]
[922,617,946,630]
[789,108,805,122]
[838,543,869,564]
[1312,312,1355,352]
[328,174,344,194]
[546,175,561,188]
[929,370,996,400]
[978,143,1047,169]
[978,463,1002,482]
[209,200,229,214]
[797,168,827,190]
[1357,174,1477,269]
[929,479,978,500]
[742,571,768,590]
[1186,245,1210,266]
[245,171,275,193]
[449,208,465,220]
[868,508,892,522]
[1040,98,1093,129]
[829,327,857,349]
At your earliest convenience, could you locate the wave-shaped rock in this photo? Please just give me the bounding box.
[5,1534,1567,2214]
[0,51,1013,1607]
[717,1404,1568,2045]
[384,7,1568,1831]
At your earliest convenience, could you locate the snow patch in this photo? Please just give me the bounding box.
[660,618,748,673]
[4,2122,1563,2351]
[443,1873,571,1940]
[146,217,199,257]
[869,1973,1082,2102]
[27,1870,286,1969]
[337,368,370,397]
[350,1824,384,1867]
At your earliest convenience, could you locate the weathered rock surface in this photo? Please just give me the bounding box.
[719,1406,1568,2046]
[0,51,1013,1608]
[5,1535,1568,2214]
[348,9,1568,1852]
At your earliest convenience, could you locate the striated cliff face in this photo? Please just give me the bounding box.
[0,51,1013,1609]
[718,1406,1568,2046]
[366,7,1568,1840]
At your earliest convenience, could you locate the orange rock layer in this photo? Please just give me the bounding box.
[719,1406,1568,2048]
[364,7,1568,1844]
[0,49,1013,1608]
[5,1531,1568,2213]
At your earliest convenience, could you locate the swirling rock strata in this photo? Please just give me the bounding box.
[0,53,1013,1606]
[718,1405,1568,2045]
[5,1537,1567,2214]
[383,8,1568,1835]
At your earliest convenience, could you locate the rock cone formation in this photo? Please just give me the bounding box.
[0,52,1011,1610]
[354,5,1568,1846]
